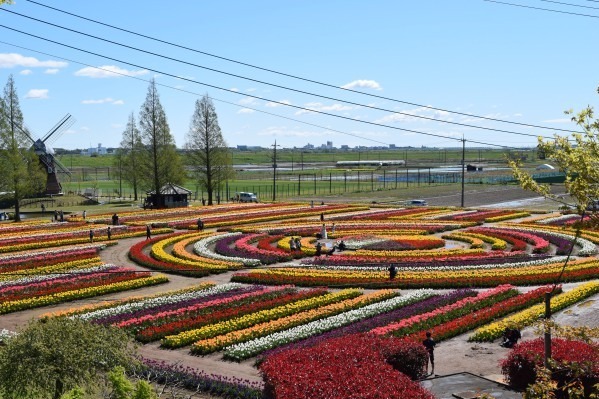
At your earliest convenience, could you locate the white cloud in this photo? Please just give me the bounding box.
[25,89,49,99]
[74,65,148,78]
[341,79,382,91]
[19,69,33,75]
[239,96,258,106]
[0,53,67,69]
[80,126,90,131]
[265,100,291,107]
[230,87,239,92]
[238,108,255,114]
[257,126,324,138]
[295,102,353,116]
[542,118,571,124]
[374,106,453,124]
[81,97,123,105]
[44,69,60,74]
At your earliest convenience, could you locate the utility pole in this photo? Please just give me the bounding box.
[461,138,466,208]
[272,141,278,202]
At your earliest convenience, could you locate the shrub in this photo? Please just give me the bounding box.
[501,338,599,395]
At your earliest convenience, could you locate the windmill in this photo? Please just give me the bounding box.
[29,114,75,195]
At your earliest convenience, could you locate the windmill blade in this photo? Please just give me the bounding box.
[53,156,72,177]
[42,114,74,144]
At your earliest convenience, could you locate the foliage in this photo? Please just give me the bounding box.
[509,106,599,218]
[0,317,138,399]
[0,75,46,221]
[108,366,157,399]
[501,338,599,395]
[185,94,234,205]
[138,79,185,198]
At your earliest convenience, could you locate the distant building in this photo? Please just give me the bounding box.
[81,143,107,156]
[304,143,315,149]
[389,144,396,149]
[145,183,192,209]
[340,145,349,150]
[326,141,333,149]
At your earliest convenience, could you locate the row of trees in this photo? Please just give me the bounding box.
[116,79,233,206]
[0,75,47,221]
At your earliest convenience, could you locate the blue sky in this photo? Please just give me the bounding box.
[0,0,597,150]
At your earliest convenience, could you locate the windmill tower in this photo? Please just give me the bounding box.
[30,114,74,195]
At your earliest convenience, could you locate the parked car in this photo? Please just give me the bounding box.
[238,192,258,203]
[409,199,427,206]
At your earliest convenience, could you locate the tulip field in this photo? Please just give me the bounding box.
[1,202,598,398]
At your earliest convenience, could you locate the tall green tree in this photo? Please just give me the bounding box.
[138,79,184,206]
[0,317,137,399]
[116,112,143,200]
[185,94,234,205]
[0,75,46,221]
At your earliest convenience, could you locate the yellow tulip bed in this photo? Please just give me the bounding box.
[469,280,599,342]
[442,232,485,248]
[0,257,103,282]
[162,288,363,348]
[171,234,243,269]
[189,289,398,355]
[232,257,599,288]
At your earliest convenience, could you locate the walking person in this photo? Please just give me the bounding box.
[320,224,327,240]
[82,210,86,220]
[423,331,436,376]
[60,210,64,222]
[54,210,58,221]
[146,225,151,240]
[315,242,322,256]
[289,237,297,251]
[331,223,336,235]
[320,212,324,222]
[294,237,302,250]
[41,203,45,214]
[388,265,397,280]
[107,226,111,240]
[89,229,94,243]
[197,218,204,231]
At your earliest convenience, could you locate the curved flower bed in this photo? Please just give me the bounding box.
[129,233,211,277]
[194,233,261,266]
[151,234,231,273]
[0,271,168,314]
[162,289,362,349]
[224,289,434,361]
[470,280,599,341]
[190,289,398,355]
[260,288,477,359]
[232,257,599,288]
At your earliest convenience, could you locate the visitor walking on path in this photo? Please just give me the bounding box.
[197,218,204,231]
[320,212,324,222]
[107,226,111,240]
[423,331,436,376]
[388,265,397,280]
[83,210,86,220]
[89,229,94,243]
[146,225,151,240]
[315,242,322,256]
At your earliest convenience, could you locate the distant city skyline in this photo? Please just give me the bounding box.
[1,1,596,151]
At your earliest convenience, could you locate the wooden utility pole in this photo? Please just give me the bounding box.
[272,141,278,202]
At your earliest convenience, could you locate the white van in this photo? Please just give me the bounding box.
[238,192,258,203]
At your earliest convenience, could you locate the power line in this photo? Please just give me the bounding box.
[0,25,519,148]
[20,0,583,135]
[0,8,560,140]
[539,0,599,10]
[484,0,599,18]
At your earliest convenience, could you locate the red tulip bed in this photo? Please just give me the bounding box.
[0,246,100,273]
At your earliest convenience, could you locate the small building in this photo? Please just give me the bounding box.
[145,183,192,209]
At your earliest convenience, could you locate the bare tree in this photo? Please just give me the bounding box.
[185,94,233,205]
[117,112,143,200]
[138,79,184,207]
